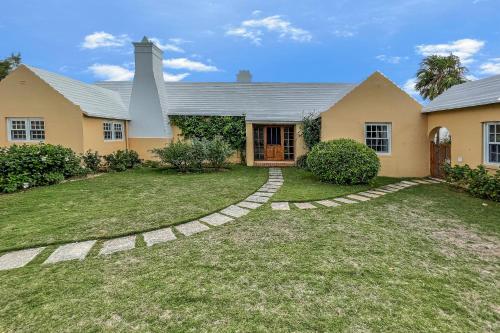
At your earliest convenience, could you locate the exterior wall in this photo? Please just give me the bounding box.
[0,66,85,153]
[295,123,307,158]
[246,123,254,166]
[321,72,429,177]
[128,138,171,160]
[82,117,129,155]
[426,104,500,173]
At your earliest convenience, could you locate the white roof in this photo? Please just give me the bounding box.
[26,65,129,120]
[96,81,356,123]
[423,74,500,113]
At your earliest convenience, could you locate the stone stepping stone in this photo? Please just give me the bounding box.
[237,201,262,209]
[143,228,176,247]
[294,202,317,209]
[175,221,210,236]
[315,200,340,207]
[385,185,403,190]
[357,192,380,198]
[271,202,290,210]
[246,195,270,203]
[429,177,445,182]
[401,180,418,186]
[201,212,234,226]
[99,236,136,256]
[375,188,394,193]
[347,194,371,202]
[259,188,278,193]
[0,247,45,271]
[425,179,440,184]
[366,190,387,196]
[44,240,96,264]
[413,179,432,184]
[334,197,358,204]
[220,205,250,218]
[253,191,274,197]
[395,182,412,187]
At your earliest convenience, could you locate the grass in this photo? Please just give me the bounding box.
[272,167,401,201]
[0,165,267,253]
[0,184,498,331]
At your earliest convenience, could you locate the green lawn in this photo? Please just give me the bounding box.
[272,167,401,201]
[0,166,267,252]
[0,184,498,331]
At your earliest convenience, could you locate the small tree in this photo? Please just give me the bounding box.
[415,54,467,101]
[301,112,321,150]
[0,53,21,81]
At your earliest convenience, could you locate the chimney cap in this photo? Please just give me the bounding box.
[141,36,151,43]
[237,70,252,83]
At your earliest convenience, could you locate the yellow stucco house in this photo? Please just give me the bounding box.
[0,37,499,177]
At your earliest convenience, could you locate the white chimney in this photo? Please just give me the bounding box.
[128,37,172,138]
[236,70,252,83]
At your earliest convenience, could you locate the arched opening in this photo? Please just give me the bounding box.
[429,126,451,178]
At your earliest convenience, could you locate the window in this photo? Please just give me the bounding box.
[8,118,45,141]
[284,126,295,161]
[253,126,264,160]
[266,127,281,145]
[103,121,124,141]
[365,123,391,154]
[484,122,500,165]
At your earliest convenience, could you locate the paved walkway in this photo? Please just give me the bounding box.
[0,168,285,271]
[271,177,443,211]
[0,170,444,272]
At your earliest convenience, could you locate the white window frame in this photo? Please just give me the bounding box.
[103,121,124,141]
[7,118,45,142]
[484,122,500,166]
[365,122,392,155]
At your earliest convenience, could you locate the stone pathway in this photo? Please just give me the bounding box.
[0,168,284,271]
[270,177,441,212]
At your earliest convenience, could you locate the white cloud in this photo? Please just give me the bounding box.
[376,54,407,64]
[149,37,185,53]
[163,72,190,82]
[163,58,218,72]
[252,10,262,16]
[226,15,312,45]
[169,37,190,45]
[89,64,134,81]
[415,38,485,64]
[479,58,500,75]
[81,32,129,49]
[466,74,479,81]
[403,78,419,97]
[332,29,356,38]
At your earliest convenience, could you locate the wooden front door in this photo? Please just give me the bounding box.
[430,141,451,178]
[265,126,284,161]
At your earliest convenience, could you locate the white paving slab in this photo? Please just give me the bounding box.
[413,179,432,184]
[271,202,290,210]
[366,190,387,196]
[334,197,358,204]
[237,201,262,209]
[44,240,96,264]
[99,236,136,256]
[259,188,278,193]
[200,213,234,226]
[401,180,419,186]
[220,205,250,218]
[246,195,270,203]
[143,228,176,247]
[0,247,45,271]
[175,221,210,236]
[379,187,398,192]
[425,179,440,184]
[253,191,274,197]
[347,194,371,202]
[429,177,445,182]
[294,202,317,209]
[357,192,380,198]
[315,200,340,207]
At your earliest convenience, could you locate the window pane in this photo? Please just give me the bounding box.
[365,124,389,153]
[113,123,123,140]
[11,130,26,140]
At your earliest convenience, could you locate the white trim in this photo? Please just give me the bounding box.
[7,117,45,142]
[364,122,392,156]
[103,120,124,142]
[484,122,500,166]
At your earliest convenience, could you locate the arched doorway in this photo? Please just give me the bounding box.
[429,127,451,178]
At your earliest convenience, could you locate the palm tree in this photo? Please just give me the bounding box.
[415,54,468,100]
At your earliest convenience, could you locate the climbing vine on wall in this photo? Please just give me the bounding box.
[301,113,321,150]
[169,115,246,153]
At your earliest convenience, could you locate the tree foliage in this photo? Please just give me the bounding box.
[415,54,467,101]
[0,53,21,81]
[169,115,246,158]
[301,113,321,150]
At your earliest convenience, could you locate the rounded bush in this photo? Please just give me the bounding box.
[307,139,380,184]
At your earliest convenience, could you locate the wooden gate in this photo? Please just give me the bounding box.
[430,142,451,178]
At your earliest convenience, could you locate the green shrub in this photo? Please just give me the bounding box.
[152,141,197,172]
[103,150,141,172]
[0,144,83,193]
[190,138,208,170]
[206,136,234,169]
[307,139,380,184]
[82,150,101,173]
[296,154,309,170]
[301,113,321,150]
[444,164,500,202]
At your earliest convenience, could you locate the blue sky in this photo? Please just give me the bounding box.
[2,0,499,97]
